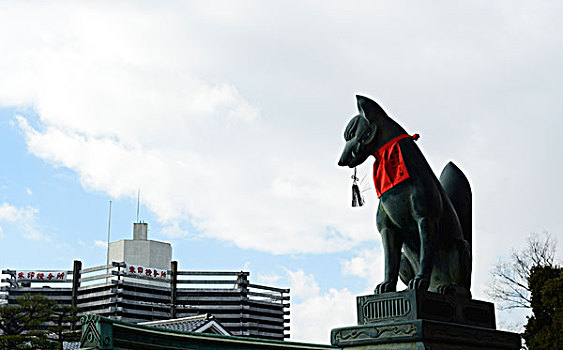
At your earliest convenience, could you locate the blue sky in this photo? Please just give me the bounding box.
[0,106,359,285]
[1,0,562,343]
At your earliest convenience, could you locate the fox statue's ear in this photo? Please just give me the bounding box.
[356,95,388,123]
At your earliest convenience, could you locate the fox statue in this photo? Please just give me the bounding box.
[338,95,472,297]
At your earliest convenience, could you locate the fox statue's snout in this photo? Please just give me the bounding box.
[338,139,358,167]
[338,113,375,168]
[338,141,356,166]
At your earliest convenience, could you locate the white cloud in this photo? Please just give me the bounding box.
[497,308,531,333]
[0,0,562,278]
[256,273,281,284]
[159,222,191,239]
[14,102,375,253]
[291,288,356,343]
[0,202,46,241]
[94,240,108,248]
[0,1,382,255]
[285,268,356,343]
[285,269,320,300]
[341,247,385,291]
[0,227,5,239]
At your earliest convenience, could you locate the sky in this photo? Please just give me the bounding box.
[0,0,562,343]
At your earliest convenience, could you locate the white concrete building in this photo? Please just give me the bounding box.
[108,222,172,270]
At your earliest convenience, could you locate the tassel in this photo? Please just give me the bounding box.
[351,168,364,207]
[352,183,364,207]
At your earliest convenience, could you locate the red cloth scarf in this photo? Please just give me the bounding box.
[373,133,419,198]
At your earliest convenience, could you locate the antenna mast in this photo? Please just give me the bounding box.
[106,200,112,267]
[136,188,140,223]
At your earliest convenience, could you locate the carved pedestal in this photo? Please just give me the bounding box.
[331,290,521,349]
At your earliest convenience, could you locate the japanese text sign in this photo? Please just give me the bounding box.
[124,264,169,280]
[15,271,68,282]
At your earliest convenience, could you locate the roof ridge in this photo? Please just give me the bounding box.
[139,313,211,326]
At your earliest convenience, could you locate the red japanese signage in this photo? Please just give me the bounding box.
[124,264,169,280]
[15,270,68,282]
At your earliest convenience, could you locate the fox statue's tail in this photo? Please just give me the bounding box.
[440,162,472,291]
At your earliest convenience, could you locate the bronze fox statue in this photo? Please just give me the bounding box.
[338,95,472,296]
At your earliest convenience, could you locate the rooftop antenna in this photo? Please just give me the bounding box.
[136,188,141,223]
[106,200,112,267]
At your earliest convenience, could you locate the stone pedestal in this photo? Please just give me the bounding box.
[331,290,521,349]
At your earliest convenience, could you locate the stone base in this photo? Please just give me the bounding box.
[331,319,521,349]
[331,291,521,349]
[356,289,495,329]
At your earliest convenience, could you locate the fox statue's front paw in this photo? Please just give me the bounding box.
[437,284,457,295]
[374,281,396,294]
[408,276,430,291]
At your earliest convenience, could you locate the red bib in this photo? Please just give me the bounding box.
[373,133,419,198]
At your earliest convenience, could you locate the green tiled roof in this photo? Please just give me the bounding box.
[79,314,338,350]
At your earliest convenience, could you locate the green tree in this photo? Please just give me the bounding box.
[488,232,557,309]
[47,304,80,350]
[0,294,57,349]
[522,265,563,349]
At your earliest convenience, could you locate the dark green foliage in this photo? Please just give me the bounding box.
[0,294,79,349]
[47,304,81,350]
[0,294,57,349]
[0,331,57,349]
[523,265,563,349]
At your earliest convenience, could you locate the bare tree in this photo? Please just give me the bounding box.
[487,232,558,309]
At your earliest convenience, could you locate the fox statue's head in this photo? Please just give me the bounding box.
[338,95,390,168]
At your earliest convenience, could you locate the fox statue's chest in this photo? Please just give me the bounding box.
[377,190,422,236]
